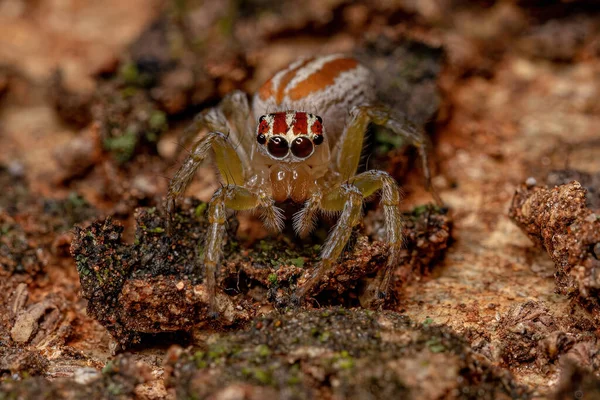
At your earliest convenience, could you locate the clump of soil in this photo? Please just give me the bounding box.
[509,179,600,320]
[496,300,599,376]
[71,199,450,348]
[165,308,530,400]
[0,353,151,399]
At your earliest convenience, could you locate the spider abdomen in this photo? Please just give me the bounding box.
[253,54,377,144]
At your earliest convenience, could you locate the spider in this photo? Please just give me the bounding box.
[166,54,440,311]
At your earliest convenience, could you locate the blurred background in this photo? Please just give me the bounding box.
[1,1,600,398]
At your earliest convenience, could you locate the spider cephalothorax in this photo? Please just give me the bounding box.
[256,111,325,161]
[166,54,440,312]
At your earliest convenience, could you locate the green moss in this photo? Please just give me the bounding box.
[411,204,442,217]
[103,128,138,163]
[101,361,114,375]
[67,192,87,208]
[252,368,273,385]
[267,273,278,285]
[426,338,446,353]
[119,62,140,85]
[288,257,305,268]
[118,61,154,87]
[193,351,208,369]
[0,224,10,235]
[166,309,530,399]
[334,351,355,370]
[106,382,122,396]
[318,332,331,343]
[149,110,167,131]
[120,86,138,98]
[255,344,271,357]
[208,344,228,360]
[257,240,274,251]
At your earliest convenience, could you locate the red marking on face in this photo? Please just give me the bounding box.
[258,118,269,134]
[292,112,308,135]
[311,118,323,136]
[271,113,288,135]
[288,58,358,101]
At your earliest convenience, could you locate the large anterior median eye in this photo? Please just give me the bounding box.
[267,136,289,158]
[291,137,314,158]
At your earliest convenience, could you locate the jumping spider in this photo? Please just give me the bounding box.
[166,54,440,310]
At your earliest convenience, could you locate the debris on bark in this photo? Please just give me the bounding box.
[72,200,450,347]
[165,308,531,400]
[509,180,600,320]
[0,354,152,399]
[495,300,599,377]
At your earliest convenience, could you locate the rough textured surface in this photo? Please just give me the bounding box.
[0,354,154,400]
[1,0,600,398]
[71,200,450,347]
[165,308,530,400]
[509,181,600,319]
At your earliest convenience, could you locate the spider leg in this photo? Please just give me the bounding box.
[177,91,253,167]
[204,185,280,313]
[177,108,229,159]
[220,90,254,163]
[337,105,442,205]
[294,184,363,301]
[350,170,403,308]
[166,131,244,233]
[293,192,322,238]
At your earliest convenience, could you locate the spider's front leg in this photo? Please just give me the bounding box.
[177,91,253,168]
[339,105,442,205]
[166,130,281,314]
[166,131,244,233]
[294,171,403,307]
[204,185,281,313]
[294,184,364,301]
[293,104,406,307]
[350,170,403,308]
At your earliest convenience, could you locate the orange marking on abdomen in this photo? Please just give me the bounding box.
[288,58,359,101]
[258,79,274,101]
[275,57,315,104]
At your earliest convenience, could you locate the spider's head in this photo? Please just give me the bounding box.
[256,111,325,162]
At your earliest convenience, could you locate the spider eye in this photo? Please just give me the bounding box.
[267,136,289,158]
[315,115,323,124]
[313,135,323,145]
[257,134,267,144]
[291,137,314,158]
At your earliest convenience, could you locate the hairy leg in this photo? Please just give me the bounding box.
[166,131,245,233]
[293,192,322,238]
[219,91,254,165]
[178,91,253,167]
[337,105,442,205]
[294,184,363,301]
[204,185,280,313]
[350,170,403,307]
